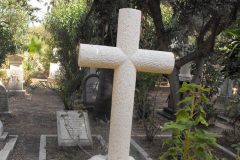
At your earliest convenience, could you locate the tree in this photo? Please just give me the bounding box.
[221,28,240,79]
[142,0,240,112]
[0,0,31,65]
[45,0,89,109]
[90,0,240,117]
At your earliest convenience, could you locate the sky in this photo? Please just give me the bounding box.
[28,0,50,27]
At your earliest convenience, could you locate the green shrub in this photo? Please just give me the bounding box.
[160,82,217,160]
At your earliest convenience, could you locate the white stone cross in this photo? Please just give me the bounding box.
[78,8,175,160]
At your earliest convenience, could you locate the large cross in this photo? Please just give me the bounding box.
[78,8,175,160]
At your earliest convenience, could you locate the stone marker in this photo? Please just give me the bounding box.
[0,121,3,136]
[0,82,9,113]
[78,8,175,160]
[83,74,99,106]
[179,62,192,82]
[48,63,60,80]
[7,66,24,91]
[7,55,25,92]
[57,111,93,146]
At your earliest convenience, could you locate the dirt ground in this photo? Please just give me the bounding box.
[0,83,236,160]
[1,87,63,160]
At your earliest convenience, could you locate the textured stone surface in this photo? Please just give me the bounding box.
[179,62,192,82]
[78,8,175,160]
[57,111,92,146]
[7,65,24,91]
[83,74,99,105]
[0,121,3,136]
[88,155,135,160]
[0,82,9,112]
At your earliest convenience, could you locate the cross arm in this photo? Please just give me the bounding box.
[78,44,127,69]
[131,49,175,74]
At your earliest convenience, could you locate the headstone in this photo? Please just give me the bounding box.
[83,74,99,106]
[6,55,25,92]
[89,68,97,74]
[57,111,93,146]
[0,121,3,136]
[7,66,24,90]
[179,62,192,82]
[7,54,24,67]
[0,82,9,113]
[48,63,60,80]
[78,8,174,160]
[220,78,233,97]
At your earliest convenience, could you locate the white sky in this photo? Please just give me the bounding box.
[28,0,50,27]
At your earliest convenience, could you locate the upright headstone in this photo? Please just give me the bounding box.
[83,74,99,106]
[7,55,25,93]
[220,78,233,97]
[179,62,192,82]
[78,8,175,160]
[57,111,93,146]
[0,121,3,136]
[48,63,60,80]
[0,81,9,113]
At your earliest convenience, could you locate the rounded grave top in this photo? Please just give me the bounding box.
[0,81,7,91]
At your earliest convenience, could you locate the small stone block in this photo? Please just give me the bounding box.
[0,132,8,140]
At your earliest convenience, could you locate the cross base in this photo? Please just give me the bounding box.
[88,155,135,160]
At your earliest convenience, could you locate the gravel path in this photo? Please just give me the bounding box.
[1,87,63,160]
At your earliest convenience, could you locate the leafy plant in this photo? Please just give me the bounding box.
[160,82,217,160]
[221,28,240,79]
[134,73,162,141]
[223,96,240,143]
[232,143,240,160]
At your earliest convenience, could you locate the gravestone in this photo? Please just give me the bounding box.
[83,74,99,106]
[78,8,174,160]
[48,63,60,80]
[0,82,9,113]
[0,121,3,136]
[7,55,25,93]
[57,111,93,146]
[179,62,192,82]
[217,78,233,104]
[8,66,24,90]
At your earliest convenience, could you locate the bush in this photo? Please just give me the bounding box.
[161,83,217,160]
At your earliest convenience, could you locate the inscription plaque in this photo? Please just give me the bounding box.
[57,111,92,146]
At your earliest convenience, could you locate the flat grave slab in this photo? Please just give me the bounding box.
[57,111,93,146]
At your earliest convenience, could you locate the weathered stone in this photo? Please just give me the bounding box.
[0,121,3,136]
[48,63,60,80]
[88,155,135,160]
[0,82,8,113]
[7,66,24,91]
[7,55,23,67]
[78,8,175,160]
[179,62,192,82]
[57,111,92,146]
[83,74,99,106]
[6,55,25,92]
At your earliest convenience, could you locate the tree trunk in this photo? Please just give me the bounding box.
[167,68,181,113]
[192,58,204,84]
